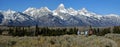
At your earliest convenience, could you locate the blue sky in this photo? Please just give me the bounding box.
[0,0,120,15]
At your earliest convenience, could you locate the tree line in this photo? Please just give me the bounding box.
[0,25,120,36]
[0,25,78,36]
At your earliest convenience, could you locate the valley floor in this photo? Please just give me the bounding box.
[0,34,120,47]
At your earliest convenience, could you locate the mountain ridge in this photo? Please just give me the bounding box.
[0,4,120,27]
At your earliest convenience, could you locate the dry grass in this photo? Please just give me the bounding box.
[105,34,120,47]
[0,34,119,47]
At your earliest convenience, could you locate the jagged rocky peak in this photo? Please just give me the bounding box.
[23,7,37,13]
[39,7,51,12]
[67,7,76,12]
[67,7,78,15]
[54,3,67,13]
[5,9,16,14]
[80,8,88,12]
[78,8,98,17]
[78,8,89,15]
[58,3,65,9]
[1,9,17,17]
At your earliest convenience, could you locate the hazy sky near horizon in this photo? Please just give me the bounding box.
[0,0,120,15]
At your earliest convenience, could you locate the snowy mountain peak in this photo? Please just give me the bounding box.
[53,4,67,15]
[67,7,78,15]
[23,7,36,13]
[57,4,65,10]
[5,9,16,14]
[78,8,89,16]
[80,8,88,13]
[105,14,119,17]
[57,3,65,10]
[59,3,64,8]
[40,7,51,12]
[55,3,67,13]
[68,7,75,11]
[78,8,100,17]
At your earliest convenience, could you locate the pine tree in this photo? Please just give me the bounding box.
[0,29,2,35]
[113,26,120,34]
[35,24,39,36]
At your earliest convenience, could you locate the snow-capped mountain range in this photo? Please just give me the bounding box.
[0,4,120,27]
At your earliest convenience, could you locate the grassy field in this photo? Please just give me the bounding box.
[0,34,119,47]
